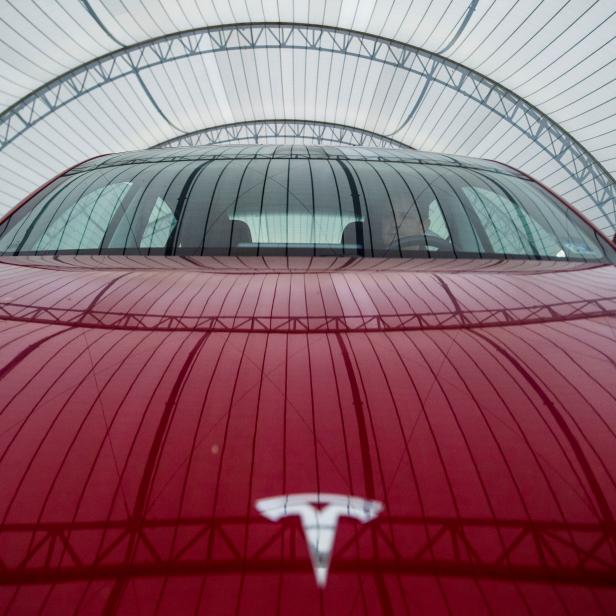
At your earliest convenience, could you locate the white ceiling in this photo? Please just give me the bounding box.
[1,0,614,233]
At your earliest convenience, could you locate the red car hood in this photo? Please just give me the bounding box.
[1,256,616,614]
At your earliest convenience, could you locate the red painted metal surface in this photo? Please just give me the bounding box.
[0,253,616,614]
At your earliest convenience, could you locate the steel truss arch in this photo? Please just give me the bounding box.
[2,516,615,587]
[154,119,412,149]
[0,22,614,231]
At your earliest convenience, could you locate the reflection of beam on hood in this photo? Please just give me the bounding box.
[0,327,69,382]
[473,329,615,527]
[104,330,211,614]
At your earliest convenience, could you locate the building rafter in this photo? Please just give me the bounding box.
[153,119,412,149]
[0,22,613,231]
[2,516,614,586]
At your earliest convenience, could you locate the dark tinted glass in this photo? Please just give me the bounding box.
[0,152,613,262]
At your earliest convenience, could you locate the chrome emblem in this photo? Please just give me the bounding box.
[255,493,383,587]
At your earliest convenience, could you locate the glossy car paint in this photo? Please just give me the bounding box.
[0,161,616,614]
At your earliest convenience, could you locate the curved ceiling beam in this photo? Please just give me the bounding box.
[0,22,613,231]
[153,119,412,149]
[437,0,480,54]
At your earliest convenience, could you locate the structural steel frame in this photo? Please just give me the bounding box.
[154,119,412,149]
[0,295,614,333]
[0,22,614,230]
[1,516,615,586]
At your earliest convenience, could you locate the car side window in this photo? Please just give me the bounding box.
[462,185,563,257]
[140,197,177,249]
[426,199,450,239]
[35,183,131,252]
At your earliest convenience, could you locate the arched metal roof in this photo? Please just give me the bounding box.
[0,1,614,234]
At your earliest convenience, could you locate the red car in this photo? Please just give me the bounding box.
[0,145,615,614]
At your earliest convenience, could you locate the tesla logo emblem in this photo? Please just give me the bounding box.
[255,493,383,587]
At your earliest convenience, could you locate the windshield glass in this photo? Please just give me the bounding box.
[0,153,612,262]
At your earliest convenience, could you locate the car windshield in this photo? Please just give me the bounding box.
[0,148,612,262]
